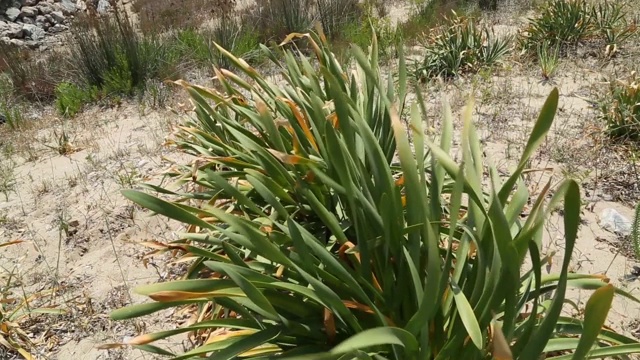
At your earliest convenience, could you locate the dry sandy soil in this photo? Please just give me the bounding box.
[2,1,640,359]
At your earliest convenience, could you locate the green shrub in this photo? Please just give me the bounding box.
[599,71,640,141]
[67,10,172,97]
[55,82,89,117]
[111,33,640,359]
[519,0,592,55]
[337,7,398,62]
[520,0,637,58]
[591,2,637,56]
[536,41,559,80]
[416,12,511,80]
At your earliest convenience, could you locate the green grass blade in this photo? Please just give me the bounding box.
[570,284,615,360]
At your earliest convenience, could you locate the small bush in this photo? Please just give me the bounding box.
[67,10,174,97]
[55,82,89,117]
[520,0,592,55]
[599,71,640,141]
[416,12,511,80]
[133,0,236,34]
[0,43,62,102]
[335,5,398,62]
[536,41,559,80]
[249,0,315,43]
[520,0,636,57]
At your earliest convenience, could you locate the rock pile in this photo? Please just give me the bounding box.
[0,0,112,49]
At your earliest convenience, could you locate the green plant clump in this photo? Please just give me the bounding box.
[520,0,636,57]
[416,12,511,80]
[111,33,640,359]
[599,71,640,141]
[55,82,90,117]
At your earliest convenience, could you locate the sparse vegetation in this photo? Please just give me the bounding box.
[520,0,637,57]
[55,82,90,117]
[599,71,640,141]
[536,41,559,80]
[416,12,511,80]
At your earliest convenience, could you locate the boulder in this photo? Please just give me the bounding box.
[1,21,23,38]
[58,0,77,15]
[37,2,54,14]
[20,6,38,18]
[50,10,64,23]
[5,7,20,21]
[22,23,45,41]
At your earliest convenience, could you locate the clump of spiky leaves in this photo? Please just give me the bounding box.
[416,11,511,80]
[591,2,637,57]
[537,41,559,81]
[520,0,637,58]
[111,33,640,359]
[519,0,593,55]
[599,71,640,141]
[1,241,66,358]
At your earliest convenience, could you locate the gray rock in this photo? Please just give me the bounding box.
[38,3,54,14]
[48,23,66,33]
[8,38,24,46]
[96,0,110,14]
[600,208,632,236]
[50,10,64,23]
[20,6,38,18]
[22,0,38,6]
[3,22,23,37]
[0,113,6,125]
[35,14,46,23]
[24,39,39,49]
[44,13,53,23]
[22,23,45,40]
[5,7,20,21]
[58,0,77,15]
[21,16,35,24]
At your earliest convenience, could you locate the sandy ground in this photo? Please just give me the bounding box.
[2,1,640,359]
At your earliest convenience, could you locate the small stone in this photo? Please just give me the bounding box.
[20,6,38,18]
[600,208,632,236]
[8,38,24,46]
[48,23,65,33]
[21,16,35,24]
[50,10,64,23]
[35,14,46,23]
[5,7,20,21]
[22,0,38,5]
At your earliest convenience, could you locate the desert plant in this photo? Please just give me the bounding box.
[416,12,511,80]
[519,0,593,55]
[55,82,89,117]
[67,10,170,97]
[251,0,315,43]
[0,43,62,102]
[599,71,640,141]
[0,241,66,359]
[536,41,559,80]
[316,0,361,39]
[591,2,637,57]
[109,33,640,359]
[632,203,640,259]
[0,160,16,201]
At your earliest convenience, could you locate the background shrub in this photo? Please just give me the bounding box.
[55,82,89,117]
[132,0,236,34]
[416,12,511,80]
[67,10,178,98]
[599,71,640,141]
[0,43,63,102]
